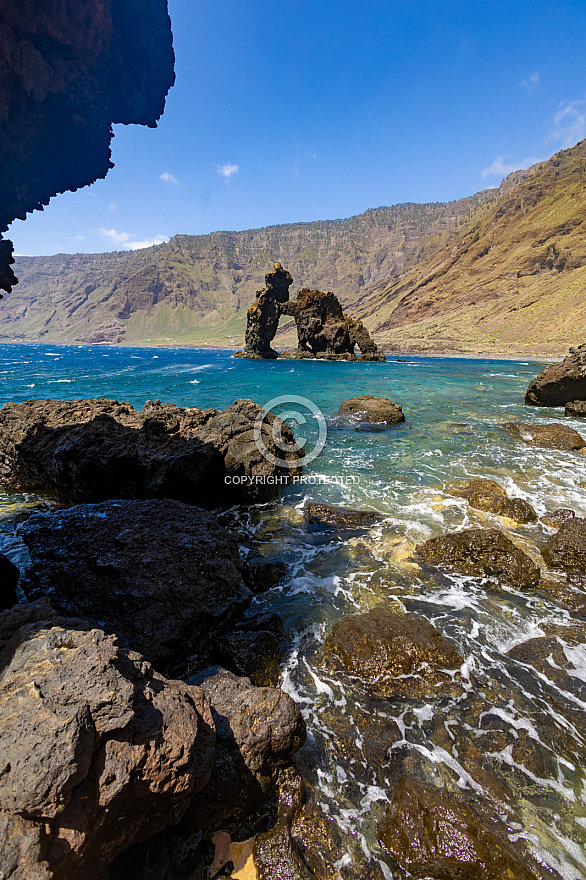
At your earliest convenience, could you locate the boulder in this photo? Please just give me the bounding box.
[0,397,303,506]
[325,607,465,699]
[418,528,541,590]
[0,600,215,880]
[565,400,586,417]
[378,776,548,880]
[525,345,586,407]
[242,557,287,593]
[20,500,251,671]
[0,552,19,611]
[540,508,575,529]
[452,478,537,523]
[306,503,380,528]
[336,395,405,425]
[502,421,586,450]
[541,517,586,573]
[254,767,316,880]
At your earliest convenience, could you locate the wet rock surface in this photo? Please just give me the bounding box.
[418,527,541,590]
[254,767,315,879]
[337,394,405,424]
[0,600,215,880]
[325,607,465,699]
[565,399,586,416]
[242,557,287,593]
[0,0,175,293]
[0,552,19,611]
[541,516,586,573]
[306,502,380,529]
[378,776,548,880]
[452,478,537,523]
[525,345,586,407]
[540,507,575,529]
[0,397,303,505]
[20,500,251,670]
[503,420,586,450]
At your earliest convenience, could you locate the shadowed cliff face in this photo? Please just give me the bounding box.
[0,0,175,292]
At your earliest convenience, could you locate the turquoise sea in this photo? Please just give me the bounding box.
[2,343,586,878]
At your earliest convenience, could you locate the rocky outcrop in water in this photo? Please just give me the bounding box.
[540,508,576,529]
[306,503,380,528]
[235,266,385,361]
[541,517,586,573]
[418,528,541,590]
[525,345,586,406]
[20,500,251,672]
[565,400,586,417]
[378,776,545,880]
[0,397,303,505]
[325,607,465,698]
[0,599,215,880]
[452,478,537,523]
[0,0,175,294]
[502,421,586,450]
[337,395,405,424]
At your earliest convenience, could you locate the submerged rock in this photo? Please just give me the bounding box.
[0,600,215,880]
[337,395,405,425]
[541,516,586,573]
[306,503,380,528]
[325,607,465,699]
[0,397,303,506]
[378,776,546,880]
[540,508,576,529]
[565,399,586,417]
[0,552,19,611]
[525,345,586,407]
[418,528,541,590]
[20,500,251,670]
[503,420,586,450]
[452,478,537,523]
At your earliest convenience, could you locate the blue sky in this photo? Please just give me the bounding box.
[9,0,586,256]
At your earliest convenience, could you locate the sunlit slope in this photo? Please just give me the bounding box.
[357,141,586,357]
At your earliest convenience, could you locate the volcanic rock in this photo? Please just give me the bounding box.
[0,552,19,611]
[306,502,380,528]
[0,397,303,505]
[418,528,541,590]
[525,345,586,406]
[325,607,465,699]
[237,264,294,358]
[378,776,545,880]
[254,767,315,880]
[0,600,215,880]
[540,508,576,529]
[452,478,537,523]
[0,0,175,294]
[20,500,251,670]
[503,421,586,450]
[541,517,586,573]
[242,557,287,593]
[565,400,586,417]
[337,395,405,424]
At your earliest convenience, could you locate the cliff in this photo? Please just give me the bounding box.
[0,0,175,293]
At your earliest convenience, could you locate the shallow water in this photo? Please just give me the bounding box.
[1,343,586,878]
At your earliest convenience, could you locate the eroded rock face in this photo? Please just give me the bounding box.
[541,517,586,573]
[418,528,541,590]
[239,264,294,358]
[0,600,215,880]
[0,397,303,505]
[503,421,586,450]
[337,395,405,424]
[254,767,315,880]
[325,607,465,699]
[20,500,250,670]
[565,400,586,417]
[452,478,537,523]
[0,0,175,293]
[525,345,586,407]
[378,776,544,880]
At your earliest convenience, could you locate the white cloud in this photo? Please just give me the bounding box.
[99,227,133,246]
[551,100,586,148]
[160,171,179,186]
[73,234,85,241]
[108,202,117,212]
[216,163,239,179]
[123,235,169,251]
[520,72,540,91]
[481,154,543,179]
[98,228,168,250]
